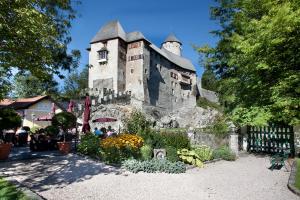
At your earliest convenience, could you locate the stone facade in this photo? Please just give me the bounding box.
[87,21,197,112]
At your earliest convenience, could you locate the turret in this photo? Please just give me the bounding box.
[161,34,182,56]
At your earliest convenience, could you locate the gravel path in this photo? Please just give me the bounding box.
[0,153,297,200]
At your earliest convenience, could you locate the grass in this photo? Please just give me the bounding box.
[295,158,300,190]
[0,177,29,200]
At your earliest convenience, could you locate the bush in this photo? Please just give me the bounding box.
[52,112,76,132]
[212,146,236,161]
[161,131,190,149]
[197,97,221,110]
[78,133,101,157]
[44,125,59,137]
[100,134,143,164]
[122,159,186,174]
[205,115,229,137]
[124,110,150,134]
[0,177,28,200]
[0,108,22,131]
[166,146,179,162]
[140,145,153,160]
[193,145,213,162]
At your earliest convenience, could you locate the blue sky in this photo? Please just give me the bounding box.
[68,0,219,78]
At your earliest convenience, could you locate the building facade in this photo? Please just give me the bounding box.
[88,21,197,111]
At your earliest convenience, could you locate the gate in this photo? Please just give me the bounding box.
[247,125,295,156]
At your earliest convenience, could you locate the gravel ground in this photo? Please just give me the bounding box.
[0,153,297,200]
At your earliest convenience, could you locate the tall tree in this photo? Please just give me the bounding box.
[198,0,300,125]
[63,66,88,100]
[201,67,218,91]
[0,0,81,100]
[12,73,59,98]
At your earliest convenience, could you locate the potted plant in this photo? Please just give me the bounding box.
[52,112,76,154]
[0,108,22,160]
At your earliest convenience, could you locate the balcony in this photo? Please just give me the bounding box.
[179,73,191,85]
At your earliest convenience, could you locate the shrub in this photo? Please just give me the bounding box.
[197,97,221,110]
[78,133,101,157]
[0,108,22,132]
[177,149,204,168]
[122,159,186,174]
[212,146,236,161]
[52,112,76,132]
[193,145,213,162]
[124,110,150,134]
[139,129,165,149]
[140,145,153,160]
[161,131,190,149]
[100,134,143,164]
[44,125,59,137]
[205,115,229,137]
[166,146,179,162]
[0,177,28,200]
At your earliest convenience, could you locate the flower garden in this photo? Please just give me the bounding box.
[77,111,236,173]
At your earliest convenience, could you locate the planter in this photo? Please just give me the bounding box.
[0,143,12,160]
[57,142,71,154]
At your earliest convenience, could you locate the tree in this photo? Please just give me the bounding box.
[63,66,88,99]
[12,72,59,98]
[198,0,300,125]
[0,109,22,131]
[201,67,218,91]
[0,0,81,100]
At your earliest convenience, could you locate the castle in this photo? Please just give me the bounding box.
[87,21,197,111]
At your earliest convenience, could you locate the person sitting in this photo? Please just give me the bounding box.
[94,127,103,137]
[106,126,116,137]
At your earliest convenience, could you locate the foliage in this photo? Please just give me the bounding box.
[100,134,143,164]
[177,149,204,168]
[122,159,186,174]
[193,146,213,162]
[212,146,236,161]
[166,146,179,162]
[140,145,153,161]
[124,110,150,134]
[0,0,81,100]
[140,129,166,149]
[52,112,76,132]
[201,67,218,91]
[197,97,221,111]
[77,133,101,158]
[205,115,229,137]
[101,134,143,149]
[0,177,28,200]
[0,109,22,131]
[44,125,59,137]
[295,158,300,190]
[197,0,300,125]
[12,72,59,99]
[161,131,190,150]
[63,66,88,100]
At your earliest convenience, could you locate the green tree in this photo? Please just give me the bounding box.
[12,72,59,98]
[198,0,300,126]
[0,0,81,100]
[63,66,88,100]
[201,67,218,91]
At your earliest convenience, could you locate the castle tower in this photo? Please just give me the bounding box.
[161,34,182,56]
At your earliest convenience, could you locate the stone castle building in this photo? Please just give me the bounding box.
[87,21,197,111]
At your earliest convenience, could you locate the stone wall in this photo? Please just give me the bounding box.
[197,79,219,103]
[189,131,229,149]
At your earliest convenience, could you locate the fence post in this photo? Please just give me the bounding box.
[229,123,239,156]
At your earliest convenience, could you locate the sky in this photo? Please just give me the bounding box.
[67,0,219,79]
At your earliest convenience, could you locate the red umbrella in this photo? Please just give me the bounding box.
[82,96,91,133]
[92,117,117,123]
[67,100,74,113]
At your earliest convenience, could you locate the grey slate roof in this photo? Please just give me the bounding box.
[163,34,182,44]
[150,44,196,72]
[91,21,195,72]
[91,21,126,43]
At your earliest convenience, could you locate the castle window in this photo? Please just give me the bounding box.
[130,68,134,74]
[145,69,148,74]
[97,48,108,63]
[172,89,174,95]
[128,54,143,61]
[128,42,141,49]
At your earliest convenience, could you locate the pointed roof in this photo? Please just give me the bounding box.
[163,33,182,45]
[90,21,126,43]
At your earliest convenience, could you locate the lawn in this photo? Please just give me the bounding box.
[0,177,28,200]
[295,158,300,190]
